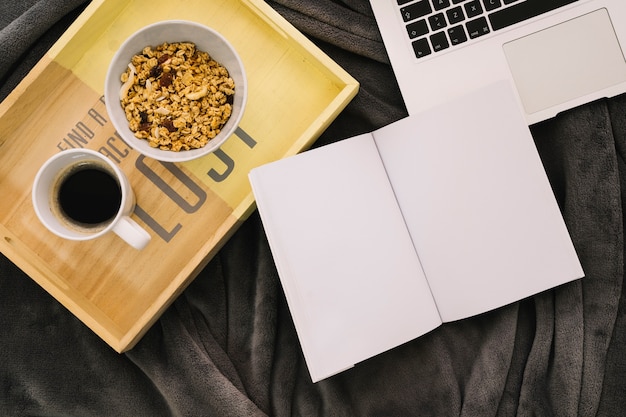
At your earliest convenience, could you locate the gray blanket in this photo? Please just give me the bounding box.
[1,1,625,416]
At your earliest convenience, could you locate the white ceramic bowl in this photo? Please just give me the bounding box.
[104,20,247,162]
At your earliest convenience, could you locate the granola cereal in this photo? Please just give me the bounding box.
[119,42,235,151]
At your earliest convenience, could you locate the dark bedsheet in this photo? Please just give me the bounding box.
[1,1,625,416]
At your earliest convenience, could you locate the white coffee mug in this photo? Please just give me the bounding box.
[32,149,151,250]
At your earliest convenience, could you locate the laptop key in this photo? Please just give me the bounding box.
[430,31,450,52]
[482,0,502,11]
[464,0,483,18]
[412,38,432,58]
[406,19,430,39]
[429,13,447,31]
[448,25,468,45]
[400,0,433,22]
[447,6,465,24]
[432,0,451,11]
[489,0,579,31]
[466,16,490,38]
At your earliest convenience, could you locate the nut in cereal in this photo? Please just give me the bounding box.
[119,42,235,152]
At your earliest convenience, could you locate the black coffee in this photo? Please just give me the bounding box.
[57,164,122,226]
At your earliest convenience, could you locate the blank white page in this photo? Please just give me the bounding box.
[374,81,584,322]
[249,134,441,382]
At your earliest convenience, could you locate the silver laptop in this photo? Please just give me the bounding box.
[370,0,626,124]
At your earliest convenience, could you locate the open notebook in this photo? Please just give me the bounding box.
[248,81,583,382]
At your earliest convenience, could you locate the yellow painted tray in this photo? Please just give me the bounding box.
[0,0,358,352]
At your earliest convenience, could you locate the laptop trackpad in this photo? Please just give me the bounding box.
[503,8,626,116]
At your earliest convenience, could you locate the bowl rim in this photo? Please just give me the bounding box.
[104,20,247,162]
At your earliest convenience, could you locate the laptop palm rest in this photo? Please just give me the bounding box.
[503,8,626,116]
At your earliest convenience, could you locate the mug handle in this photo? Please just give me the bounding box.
[112,216,151,250]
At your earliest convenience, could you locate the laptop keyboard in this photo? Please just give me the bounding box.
[396,0,579,59]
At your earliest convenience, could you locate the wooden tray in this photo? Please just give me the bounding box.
[0,0,358,352]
